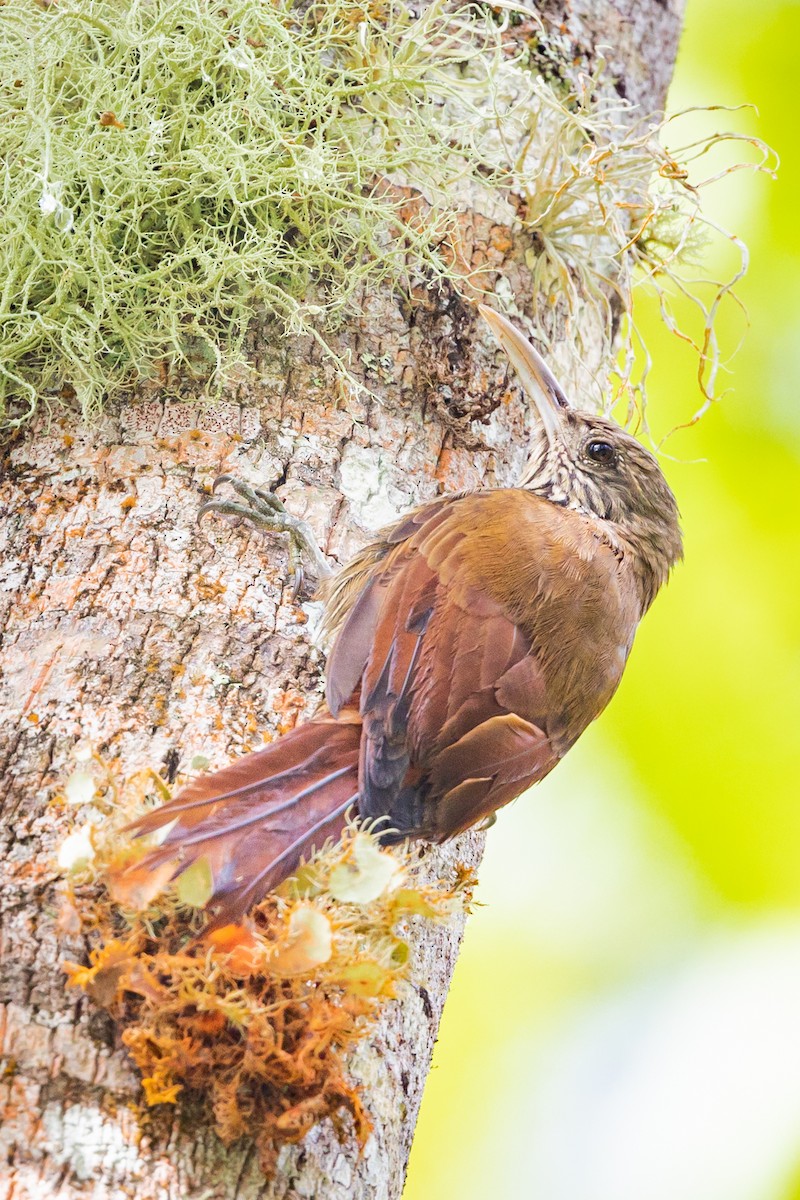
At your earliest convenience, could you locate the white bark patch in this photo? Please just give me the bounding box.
[338,445,411,531]
[302,599,327,645]
[161,526,194,552]
[40,1102,146,1181]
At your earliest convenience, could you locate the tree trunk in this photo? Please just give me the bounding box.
[0,2,683,1196]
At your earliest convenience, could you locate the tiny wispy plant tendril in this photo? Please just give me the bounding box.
[467,70,776,425]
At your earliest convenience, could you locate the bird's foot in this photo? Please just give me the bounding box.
[198,475,333,600]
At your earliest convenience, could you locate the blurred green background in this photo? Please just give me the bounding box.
[404,1,800,1197]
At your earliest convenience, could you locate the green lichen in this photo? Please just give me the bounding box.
[0,0,774,430]
[1,0,501,425]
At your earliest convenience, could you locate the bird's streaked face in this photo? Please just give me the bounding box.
[479,305,683,599]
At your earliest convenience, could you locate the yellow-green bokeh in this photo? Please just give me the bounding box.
[405,1,800,1196]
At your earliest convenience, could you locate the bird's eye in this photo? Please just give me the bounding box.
[585,439,616,466]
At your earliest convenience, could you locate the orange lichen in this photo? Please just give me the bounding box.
[57,757,474,1176]
[194,576,227,600]
[271,688,308,736]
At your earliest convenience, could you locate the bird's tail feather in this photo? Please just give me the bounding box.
[111,717,361,930]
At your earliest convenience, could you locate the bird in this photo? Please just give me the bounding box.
[117,306,683,930]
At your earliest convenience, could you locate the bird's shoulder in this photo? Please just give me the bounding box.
[398,488,629,610]
[322,487,630,641]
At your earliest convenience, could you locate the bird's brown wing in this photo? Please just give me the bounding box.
[325,490,569,841]
[323,495,458,713]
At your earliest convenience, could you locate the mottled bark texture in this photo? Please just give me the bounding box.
[0,2,683,1197]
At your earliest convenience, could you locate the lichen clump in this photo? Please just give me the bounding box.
[1,0,772,430]
[1,0,495,425]
[58,760,473,1174]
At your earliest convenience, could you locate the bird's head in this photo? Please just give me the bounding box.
[480,305,683,607]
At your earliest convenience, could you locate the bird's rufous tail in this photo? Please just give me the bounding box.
[112,715,361,930]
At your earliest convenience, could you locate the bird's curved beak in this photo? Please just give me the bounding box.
[478,304,570,444]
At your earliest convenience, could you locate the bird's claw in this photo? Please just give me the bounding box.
[198,476,332,598]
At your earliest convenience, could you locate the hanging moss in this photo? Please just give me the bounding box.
[0,0,773,429]
[1,0,501,424]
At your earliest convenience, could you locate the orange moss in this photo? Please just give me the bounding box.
[58,761,474,1176]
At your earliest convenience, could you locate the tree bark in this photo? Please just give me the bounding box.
[0,2,684,1197]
